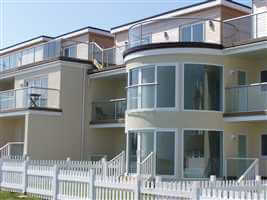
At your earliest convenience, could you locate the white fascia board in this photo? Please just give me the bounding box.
[89,67,126,79]
[223,41,267,55]
[224,115,267,122]
[0,37,52,55]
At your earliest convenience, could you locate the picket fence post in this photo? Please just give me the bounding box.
[89,169,96,200]
[52,164,59,200]
[134,175,141,200]
[192,181,201,200]
[102,157,108,177]
[22,156,30,194]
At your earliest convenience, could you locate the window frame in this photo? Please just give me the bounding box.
[182,62,224,112]
[63,44,77,58]
[179,22,205,42]
[126,128,178,178]
[127,64,177,112]
[182,128,224,180]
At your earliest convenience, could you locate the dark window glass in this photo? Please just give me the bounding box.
[261,71,267,83]
[262,135,267,156]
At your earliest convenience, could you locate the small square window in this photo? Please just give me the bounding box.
[261,135,267,156]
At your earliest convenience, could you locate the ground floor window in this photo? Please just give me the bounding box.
[183,130,223,178]
[127,130,175,176]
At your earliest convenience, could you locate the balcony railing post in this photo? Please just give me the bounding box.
[114,101,117,120]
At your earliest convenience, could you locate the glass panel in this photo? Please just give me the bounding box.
[180,26,191,42]
[262,135,267,156]
[128,133,138,173]
[184,64,222,111]
[2,56,10,71]
[157,66,175,107]
[140,132,154,161]
[156,132,175,175]
[142,67,155,84]
[128,87,138,109]
[193,23,204,42]
[183,130,223,178]
[141,85,155,108]
[238,71,246,85]
[129,69,139,86]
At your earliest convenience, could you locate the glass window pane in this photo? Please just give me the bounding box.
[156,132,175,175]
[183,130,223,178]
[180,26,191,42]
[128,87,138,109]
[129,69,139,85]
[142,67,155,83]
[157,66,175,107]
[140,132,154,161]
[141,85,155,108]
[238,71,246,85]
[262,135,267,156]
[193,23,204,42]
[184,64,222,111]
[128,132,138,173]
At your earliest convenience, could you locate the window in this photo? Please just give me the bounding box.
[64,45,77,58]
[180,23,204,42]
[261,70,267,83]
[183,130,223,178]
[127,130,176,176]
[127,65,176,110]
[261,135,267,156]
[184,64,223,111]
[237,71,246,85]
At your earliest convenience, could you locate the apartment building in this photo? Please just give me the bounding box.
[1,0,267,180]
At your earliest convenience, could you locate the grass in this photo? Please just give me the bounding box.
[0,191,39,200]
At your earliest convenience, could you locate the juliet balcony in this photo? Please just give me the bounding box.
[225,83,267,120]
[0,87,61,113]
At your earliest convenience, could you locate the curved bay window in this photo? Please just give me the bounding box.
[127,65,176,110]
[184,64,223,111]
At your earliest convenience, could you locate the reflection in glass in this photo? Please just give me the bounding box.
[128,133,138,173]
[184,64,222,111]
[183,130,223,178]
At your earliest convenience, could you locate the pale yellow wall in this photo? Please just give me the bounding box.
[0,118,25,148]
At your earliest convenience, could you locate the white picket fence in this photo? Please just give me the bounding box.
[1,158,267,200]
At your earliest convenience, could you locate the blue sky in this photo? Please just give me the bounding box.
[0,0,251,49]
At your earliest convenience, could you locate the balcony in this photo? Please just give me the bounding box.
[128,18,225,48]
[223,11,267,47]
[0,87,60,113]
[0,40,125,74]
[91,98,126,125]
[225,83,267,119]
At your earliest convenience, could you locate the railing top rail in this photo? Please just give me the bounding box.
[237,158,259,183]
[0,87,60,95]
[108,151,125,163]
[92,98,126,104]
[0,142,24,151]
[141,152,154,164]
[227,157,258,160]
[225,82,267,89]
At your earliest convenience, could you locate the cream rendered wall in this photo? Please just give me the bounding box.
[0,118,25,148]
[82,76,126,160]
[14,65,61,108]
[24,61,91,160]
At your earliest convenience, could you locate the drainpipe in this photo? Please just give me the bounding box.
[80,65,86,160]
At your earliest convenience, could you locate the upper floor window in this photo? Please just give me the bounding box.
[184,64,223,111]
[64,45,77,58]
[127,65,176,110]
[180,23,204,42]
[261,70,267,83]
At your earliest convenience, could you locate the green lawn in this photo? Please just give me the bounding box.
[0,192,39,200]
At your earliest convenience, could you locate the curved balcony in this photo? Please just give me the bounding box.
[126,17,238,53]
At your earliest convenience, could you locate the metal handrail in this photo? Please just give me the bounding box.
[92,98,126,103]
[225,82,267,89]
[0,87,60,95]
